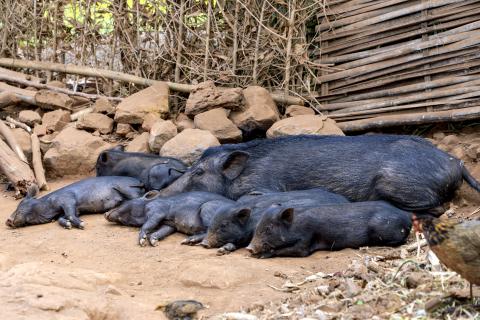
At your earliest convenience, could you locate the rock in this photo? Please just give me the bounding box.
[9,128,32,161]
[432,132,445,141]
[285,105,315,117]
[344,278,361,298]
[46,80,66,88]
[39,132,59,154]
[126,132,150,153]
[104,285,123,296]
[33,123,47,137]
[42,110,71,133]
[18,110,42,126]
[116,123,134,137]
[194,108,242,143]
[230,86,279,134]
[93,98,115,115]
[175,113,195,132]
[451,146,465,160]
[114,82,169,124]
[441,134,460,146]
[160,129,220,165]
[35,90,74,110]
[267,115,344,138]
[185,81,243,116]
[405,272,431,289]
[76,113,114,134]
[44,127,110,177]
[148,120,177,153]
[141,113,160,132]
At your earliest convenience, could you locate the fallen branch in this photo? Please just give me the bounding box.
[70,107,94,121]
[0,58,304,106]
[30,133,48,191]
[0,119,28,163]
[0,74,123,102]
[0,91,20,107]
[0,138,37,195]
[6,116,32,133]
[337,105,480,132]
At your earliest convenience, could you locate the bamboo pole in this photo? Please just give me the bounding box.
[0,119,28,163]
[30,133,47,191]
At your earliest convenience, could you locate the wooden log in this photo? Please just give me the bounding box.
[0,59,304,106]
[6,116,32,133]
[337,105,480,132]
[0,67,42,83]
[0,138,37,195]
[30,133,48,191]
[0,91,20,107]
[0,83,36,105]
[0,74,123,102]
[0,119,28,163]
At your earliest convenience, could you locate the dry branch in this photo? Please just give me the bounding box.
[30,133,47,191]
[0,59,303,106]
[0,119,28,163]
[6,116,31,133]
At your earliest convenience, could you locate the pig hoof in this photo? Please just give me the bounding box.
[149,238,159,247]
[139,237,147,247]
[79,222,85,229]
[64,221,72,229]
[216,248,231,256]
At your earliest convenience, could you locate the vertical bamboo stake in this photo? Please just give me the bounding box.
[284,0,297,95]
[175,0,185,83]
[252,1,266,85]
[31,133,48,191]
[232,1,240,75]
[203,0,212,81]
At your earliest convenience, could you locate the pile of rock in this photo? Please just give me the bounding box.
[6,80,343,178]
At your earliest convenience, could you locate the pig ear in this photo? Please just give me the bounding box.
[278,208,295,225]
[169,168,186,175]
[236,208,251,225]
[143,190,160,199]
[221,151,249,180]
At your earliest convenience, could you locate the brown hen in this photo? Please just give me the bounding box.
[413,214,480,299]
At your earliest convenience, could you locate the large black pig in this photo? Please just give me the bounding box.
[96,148,187,190]
[159,134,480,215]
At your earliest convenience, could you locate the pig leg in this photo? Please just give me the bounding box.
[113,185,144,200]
[57,216,72,229]
[217,243,237,255]
[264,241,311,258]
[181,233,207,245]
[58,200,84,229]
[138,213,166,246]
[148,225,176,246]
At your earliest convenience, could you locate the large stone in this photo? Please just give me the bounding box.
[230,86,279,133]
[76,113,114,134]
[125,132,150,153]
[44,127,110,177]
[35,90,74,110]
[33,123,47,137]
[42,109,71,133]
[285,105,315,117]
[160,129,220,165]
[116,123,134,137]
[93,97,115,115]
[114,82,169,124]
[141,113,160,132]
[185,81,243,117]
[148,120,177,153]
[175,113,195,132]
[266,115,344,138]
[18,110,42,126]
[194,108,242,143]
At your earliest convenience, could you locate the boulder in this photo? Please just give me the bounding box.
[141,113,160,132]
[125,132,150,153]
[230,86,279,134]
[116,123,134,137]
[9,128,32,161]
[42,110,71,133]
[266,115,344,138]
[114,82,169,124]
[35,90,74,110]
[93,97,115,114]
[285,105,315,117]
[148,120,177,153]
[33,123,47,137]
[194,108,242,143]
[18,110,41,126]
[185,81,243,116]
[76,113,114,134]
[44,127,111,177]
[160,129,220,165]
[175,113,195,132]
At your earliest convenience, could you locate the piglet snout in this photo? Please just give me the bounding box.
[245,245,255,254]
[5,218,14,228]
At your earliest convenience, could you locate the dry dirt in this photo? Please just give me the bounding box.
[1,129,480,319]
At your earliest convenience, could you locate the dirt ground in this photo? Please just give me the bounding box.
[1,128,480,319]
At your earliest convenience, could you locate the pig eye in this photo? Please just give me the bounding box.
[193,168,205,176]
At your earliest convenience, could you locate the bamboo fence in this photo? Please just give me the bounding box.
[315,0,480,130]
